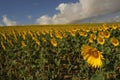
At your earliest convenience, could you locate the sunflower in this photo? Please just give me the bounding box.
[51,38,57,47]
[22,34,26,40]
[55,31,63,39]
[90,34,96,40]
[112,25,117,30]
[97,37,105,45]
[89,38,93,43]
[1,33,7,40]
[81,45,103,68]
[98,31,104,38]
[35,40,40,46]
[1,41,6,50]
[42,37,47,42]
[103,31,110,38]
[21,41,27,47]
[110,37,119,46]
[85,27,90,32]
[79,31,88,37]
[92,28,97,33]
[103,24,108,31]
[70,30,76,37]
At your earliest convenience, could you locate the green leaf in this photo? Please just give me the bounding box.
[105,47,111,54]
[90,72,105,80]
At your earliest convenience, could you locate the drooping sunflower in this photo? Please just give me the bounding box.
[81,45,104,68]
[110,37,119,46]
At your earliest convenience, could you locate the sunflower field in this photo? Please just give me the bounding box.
[0,23,120,80]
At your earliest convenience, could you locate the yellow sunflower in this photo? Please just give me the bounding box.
[1,41,6,50]
[81,45,103,68]
[110,37,119,46]
[98,31,104,38]
[97,37,105,45]
[51,38,57,47]
[89,38,94,43]
[55,31,63,39]
[112,25,117,30]
[103,31,110,38]
[70,30,76,37]
[42,37,47,42]
[21,41,27,47]
[90,34,96,40]
[79,31,88,37]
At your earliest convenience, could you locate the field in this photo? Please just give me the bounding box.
[0,23,120,80]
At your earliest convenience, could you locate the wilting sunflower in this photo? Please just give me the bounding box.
[81,45,104,68]
[97,37,105,45]
[110,37,119,46]
[51,38,57,47]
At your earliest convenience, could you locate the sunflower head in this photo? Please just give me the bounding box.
[79,31,88,37]
[103,31,110,38]
[97,37,105,45]
[98,31,104,38]
[21,41,27,47]
[90,34,96,40]
[55,31,63,39]
[70,30,76,37]
[110,37,119,46]
[81,45,103,68]
[51,38,57,47]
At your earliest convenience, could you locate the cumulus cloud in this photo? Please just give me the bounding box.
[36,0,120,24]
[2,15,17,26]
[36,15,52,24]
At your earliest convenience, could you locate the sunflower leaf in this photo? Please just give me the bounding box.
[90,72,105,80]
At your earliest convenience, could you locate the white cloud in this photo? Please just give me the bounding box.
[2,15,17,26]
[36,15,52,24]
[28,16,32,20]
[36,0,120,24]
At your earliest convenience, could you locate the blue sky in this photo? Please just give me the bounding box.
[0,0,78,25]
[0,0,120,26]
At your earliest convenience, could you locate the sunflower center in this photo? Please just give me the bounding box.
[91,50,99,58]
[112,39,117,44]
[99,38,103,42]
